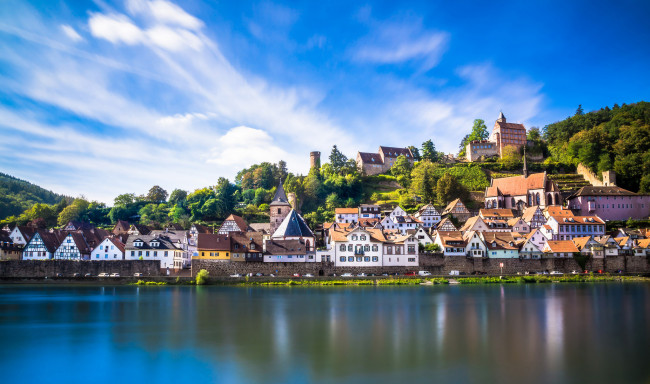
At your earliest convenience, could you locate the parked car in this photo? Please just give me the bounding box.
[269,274,276,277]
[98,273,109,277]
[405,271,417,276]
[418,271,432,276]
[110,273,120,277]
[550,271,563,275]
[72,273,80,278]
[341,273,353,277]
[449,270,460,276]
[55,273,63,278]
[357,273,367,277]
[134,273,143,277]
[255,273,264,277]
[84,273,93,277]
[293,273,301,277]
[230,274,242,278]
[571,270,579,274]
[304,273,314,277]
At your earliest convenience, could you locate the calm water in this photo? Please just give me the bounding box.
[0,283,649,384]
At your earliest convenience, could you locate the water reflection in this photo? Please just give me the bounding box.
[0,284,649,384]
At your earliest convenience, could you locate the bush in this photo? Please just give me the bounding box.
[196,269,209,285]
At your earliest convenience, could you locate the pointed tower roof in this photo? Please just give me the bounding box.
[270,181,290,206]
[497,111,506,122]
[272,209,314,238]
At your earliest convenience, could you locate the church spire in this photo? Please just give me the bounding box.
[270,180,290,206]
[523,145,528,178]
[497,111,506,123]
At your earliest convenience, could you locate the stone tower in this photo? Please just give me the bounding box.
[497,111,506,123]
[270,181,292,236]
[602,171,616,186]
[310,151,321,169]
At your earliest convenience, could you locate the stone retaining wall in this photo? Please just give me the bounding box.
[0,260,163,278]
[192,255,650,277]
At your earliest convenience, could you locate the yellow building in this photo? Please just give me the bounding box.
[194,233,231,260]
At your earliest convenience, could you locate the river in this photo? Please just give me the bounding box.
[0,283,648,384]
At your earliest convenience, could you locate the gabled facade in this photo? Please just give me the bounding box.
[22,230,62,260]
[633,239,650,256]
[442,199,472,222]
[230,232,264,262]
[507,218,530,234]
[519,237,543,259]
[128,224,151,236]
[91,237,125,261]
[482,232,519,258]
[433,231,466,256]
[330,227,385,267]
[572,236,604,258]
[0,231,21,260]
[595,236,620,257]
[356,147,414,176]
[218,214,250,234]
[460,216,489,232]
[436,217,458,231]
[270,181,292,235]
[382,233,418,267]
[524,228,548,252]
[464,231,487,257]
[264,239,316,263]
[9,226,35,246]
[485,172,561,210]
[54,232,92,260]
[411,226,433,245]
[521,206,546,228]
[414,204,441,228]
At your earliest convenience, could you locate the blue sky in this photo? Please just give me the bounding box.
[0,0,648,203]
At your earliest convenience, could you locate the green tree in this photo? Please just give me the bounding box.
[329,145,348,175]
[57,204,82,226]
[214,177,237,219]
[146,185,168,203]
[408,146,421,161]
[421,140,438,162]
[391,155,413,187]
[458,134,471,158]
[168,189,188,207]
[469,119,489,141]
[576,104,584,115]
[277,160,288,180]
[411,161,439,203]
[597,153,613,173]
[325,192,341,210]
[114,193,136,207]
[436,173,468,205]
[499,146,523,170]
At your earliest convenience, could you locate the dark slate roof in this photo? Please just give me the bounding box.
[265,239,313,255]
[35,230,64,253]
[358,152,383,164]
[568,185,641,198]
[65,221,95,231]
[272,209,314,238]
[231,232,264,253]
[249,223,271,234]
[270,181,291,206]
[379,146,413,159]
[125,235,179,250]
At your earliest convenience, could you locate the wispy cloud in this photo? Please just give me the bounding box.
[60,24,83,42]
[352,16,449,71]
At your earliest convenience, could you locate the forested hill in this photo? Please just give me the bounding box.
[0,172,67,220]
[543,101,650,193]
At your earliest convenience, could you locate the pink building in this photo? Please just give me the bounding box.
[567,186,650,221]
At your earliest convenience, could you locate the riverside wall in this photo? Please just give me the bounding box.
[191,254,650,277]
[0,260,163,278]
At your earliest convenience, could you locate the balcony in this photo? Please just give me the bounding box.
[354,249,365,256]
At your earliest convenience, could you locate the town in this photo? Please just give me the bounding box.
[1,111,650,278]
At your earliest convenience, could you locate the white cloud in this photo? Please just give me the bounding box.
[207,126,293,167]
[60,24,82,42]
[88,13,144,45]
[146,0,204,30]
[145,25,203,51]
[353,19,449,71]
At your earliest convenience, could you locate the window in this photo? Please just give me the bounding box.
[340,256,345,262]
[153,251,157,257]
[372,245,378,252]
[364,256,370,262]
[408,258,415,262]
[372,256,378,262]
[348,256,354,262]
[131,251,135,256]
[340,244,345,251]
[348,245,353,252]
[360,235,366,241]
[146,251,150,257]
[351,235,358,241]
[364,245,370,252]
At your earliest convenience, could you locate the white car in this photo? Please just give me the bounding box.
[571,270,579,274]
[110,273,120,277]
[98,273,109,277]
[133,273,143,277]
[357,273,366,277]
[550,271,563,275]
[341,273,353,277]
[418,271,432,276]
[230,274,242,278]
[448,270,460,276]
[304,273,314,277]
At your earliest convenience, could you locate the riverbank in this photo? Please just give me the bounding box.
[2,274,649,286]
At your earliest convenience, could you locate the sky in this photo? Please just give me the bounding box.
[0,0,648,204]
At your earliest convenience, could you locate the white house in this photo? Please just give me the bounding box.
[414,204,441,228]
[482,232,519,258]
[330,227,384,267]
[464,231,487,258]
[524,228,548,255]
[124,235,181,269]
[8,226,35,246]
[263,239,316,263]
[519,237,543,259]
[335,208,359,224]
[91,237,125,261]
[508,218,530,234]
[380,215,420,234]
[389,206,408,219]
[460,216,489,232]
[410,227,433,246]
[433,231,466,256]
[22,230,62,260]
[382,233,418,267]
